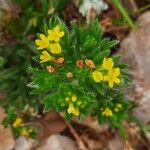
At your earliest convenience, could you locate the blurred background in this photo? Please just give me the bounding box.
[0,0,150,149]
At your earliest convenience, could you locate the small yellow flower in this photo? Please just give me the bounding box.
[114,108,119,112]
[77,101,82,106]
[114,104,122,112]
[92,70,103,83]
[49,43,62,54]
[35,34,49,50]
[40,51,54,63]
[67,102,79,116]
[102,58,114,70]
[102,107,113,117]
[29,17,37,27]
[13,117,23,128]
[65,97,70,102]
[72,95,77,102]
[104,68,120,88]
[21,128,30,137]
[48,26,64,42]
[116,103,122,108]
[85,59,95,69]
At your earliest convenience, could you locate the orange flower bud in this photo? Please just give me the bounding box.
[85,59,95,69]
[76,60,84,68]
[47,66,55,73]
[66,72,73,78]
[55,57,64,64]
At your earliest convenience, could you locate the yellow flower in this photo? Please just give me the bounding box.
[48,26,64,42]
[13,117,23,128]
[102,107,113,117]
[104,68,120,88]
[77,101,82,106]
[116,103,122,108]
[40,51,54,63]
[67,102,79,116]
[65,97,70,102]
[21,128,30,137]
[72,95,77,102]
[114,104,122,112]
[35,34,49,50]
[29,17,37,27]
[114,108,119,112]
[85,59,95,69]
[92,70,103,83]
[49,43,62,54]
[102,58,114,70]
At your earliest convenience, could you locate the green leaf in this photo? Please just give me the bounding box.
[94,50,110,64]
[43,95,54,112]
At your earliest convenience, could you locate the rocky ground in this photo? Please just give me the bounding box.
[0,9,150,150]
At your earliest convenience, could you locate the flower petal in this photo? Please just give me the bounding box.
[35,39,41,45]
[114,78,120,84]
[109,81,114,88]
[40,34,46,40]
[53,26,59,32]
[49,43,62,54]
[59,31,64,37]
[114,68,120,76]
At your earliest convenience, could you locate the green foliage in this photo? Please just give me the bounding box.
[112,0,136,30]
[2,105,39,139]
[0,0,134,137]
[29,17,132,128]
[0,1,70,104]
[0,0,69,138]
[6,0,69,37]
[0,39,36,109]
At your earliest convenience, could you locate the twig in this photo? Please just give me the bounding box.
[129,0,138,13]
[58,113,88,150]
[66,122,88,150]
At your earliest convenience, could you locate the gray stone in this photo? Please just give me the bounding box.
[119,11,150,123]
[37,134,78,150]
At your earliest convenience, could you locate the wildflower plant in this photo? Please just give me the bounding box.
[2,106,38,138]
[0,0,69,138]
[29,17,132,130]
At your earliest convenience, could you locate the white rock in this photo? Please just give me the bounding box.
[37,134,78,150]
[14,136,38,150]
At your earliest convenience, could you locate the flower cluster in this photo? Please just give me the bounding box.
[92,58,121,88]
[76,59,95,69]
[12,117,33,137]
[65,94,80,116]
[100,103,122,118]
[30,18,132,129]
[35,26,64,63]
[102,107,113,117]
